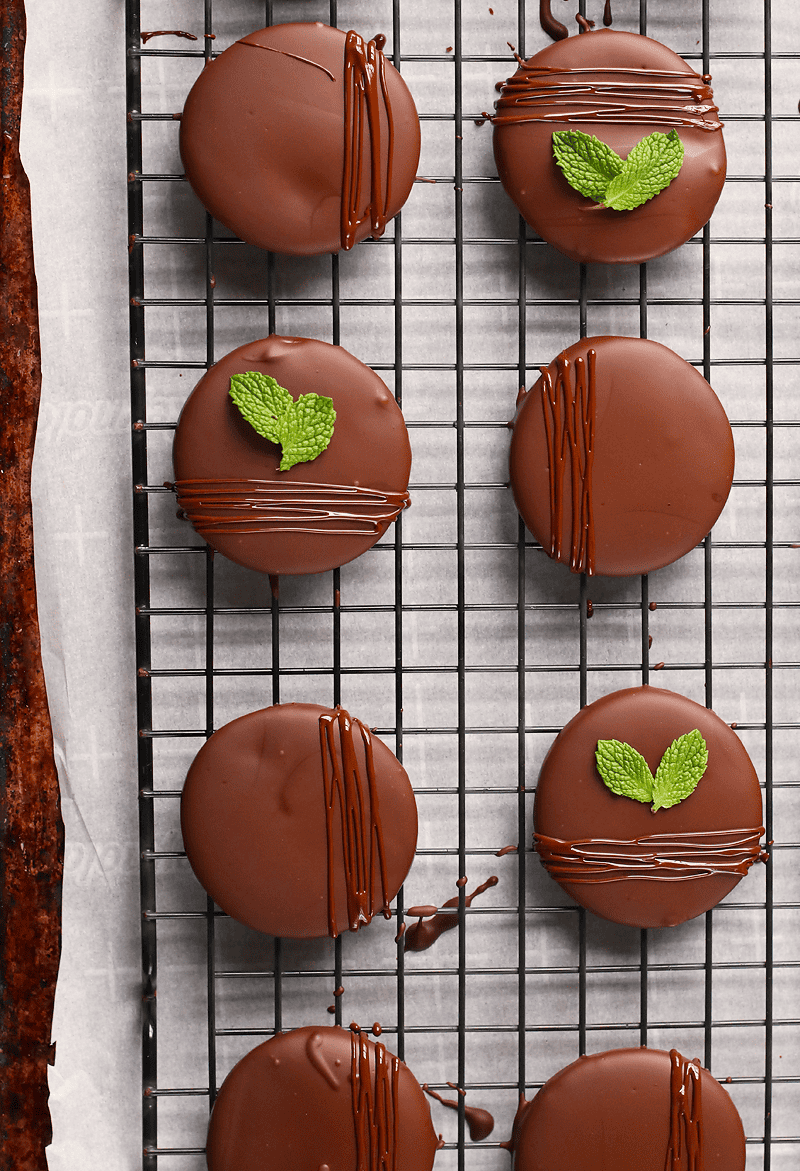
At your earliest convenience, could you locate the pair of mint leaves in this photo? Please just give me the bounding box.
[229,371,336,472]
[595,728,708,813]
[553,127,685,212]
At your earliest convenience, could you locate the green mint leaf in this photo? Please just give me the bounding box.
[228,372,336,471]
[602,128,684,212]
[229,371,293,445]
[595,739,655,805]
[651,728,708,813]
[277,392,337,472]
[552,130,625,203]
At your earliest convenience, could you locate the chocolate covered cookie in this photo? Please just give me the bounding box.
[181,704,418,938]
[180,22,420,255]
[172,335,411,577]
[534,686,764,928]
[492,29,725,264]
[510,1047,745,1171]
[508,335,734,577]
[206,1026,439,1171]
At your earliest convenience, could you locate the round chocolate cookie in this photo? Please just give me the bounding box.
[534,686,764,928]
[508,335,734,577]
[180,22,420,255]
[492,29,726,264]
[181,703,418,938]
[510,1047,745,1171]
[172,335,411,577]
[206,1026,439,1171]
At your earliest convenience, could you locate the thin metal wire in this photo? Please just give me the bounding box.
[125,1,791,1166]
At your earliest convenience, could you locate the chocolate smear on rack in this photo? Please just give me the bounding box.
[141,29,198,43]
[423,1085,495,1141]
[404,876,498,952]
[0,1,64,1163]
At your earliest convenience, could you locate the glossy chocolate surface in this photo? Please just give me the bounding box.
[534,686,763,928]
[492,29,726,264]
[172,335,411,576]
[509,336,734,578]
[511,1047,745,1171]
[180,22,420,255]
[181,703,418,938]
[206,1026,439,1171]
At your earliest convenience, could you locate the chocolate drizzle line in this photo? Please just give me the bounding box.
[493,67,723,131]
[534,827,766,883]
[0,1,64,1163]
[236,37,336,82]
[173,479,410,538]
[350,1029,400,1171]
[320,709,392,937]
[666,1050,704,1171]
[342,31,394,250]
[540,348,596,575]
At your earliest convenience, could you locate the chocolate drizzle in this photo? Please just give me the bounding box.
[539,0,569,41]
[534,827,766,883]
[493,65,723,130]
[342,31,394,250]
[320,709,392,937]
[237,37,336,81]
[666,1050,703,1171]
[173,479,410,538]
[350,1028,400,1171]
[540,348,596,575]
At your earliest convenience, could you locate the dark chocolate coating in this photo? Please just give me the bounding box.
[509,335,734,578]
[179,22,420,255]
[172,335,412,576]
[511,1047,745,1171]
[181,704,418,938]
[206,1026,439,1171]
[534,686,763,928]
[493,29,726,264]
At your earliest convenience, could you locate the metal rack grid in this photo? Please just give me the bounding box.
[126,1,798,1167]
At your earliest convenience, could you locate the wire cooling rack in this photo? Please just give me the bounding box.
[126,1,798,1167]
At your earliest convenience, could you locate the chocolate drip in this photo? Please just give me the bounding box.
[320,709,391,937]
[342,32,394,250]
[237,37,336,81]
[422,1085,495,1142]
[539,0,569,41]
[667,1050,703,1171]
[576,15,595,32]
[534,827,766,883]
[540,348,596,575]
[173,479,410,538]
[351,1029,400,1171]
[603,0,613,26]
[493,66,723,131]
[307,1031,342,1089]
[404,876,498,952]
